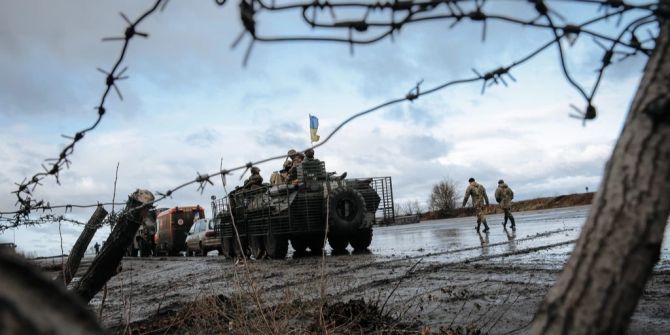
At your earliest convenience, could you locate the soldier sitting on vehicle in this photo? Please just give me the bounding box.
[288,151,304,184]
[304,148,319,163]
[270,160,292,185]
[299,148,327,182]
[243,166,263,189]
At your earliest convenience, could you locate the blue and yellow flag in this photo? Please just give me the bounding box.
[309,114,320,142]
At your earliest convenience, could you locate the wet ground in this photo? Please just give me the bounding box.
[92,205,670,334]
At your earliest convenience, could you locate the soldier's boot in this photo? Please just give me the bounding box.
[510,215,516,229]
[475,220,481,232]
[483,221,490,232]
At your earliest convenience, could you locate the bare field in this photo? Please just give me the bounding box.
[90,206,670,334]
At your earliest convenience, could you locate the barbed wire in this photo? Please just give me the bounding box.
[1,0,663,229]
[6,0,168,224]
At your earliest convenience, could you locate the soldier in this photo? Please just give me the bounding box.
[288,152,304,183]
[462,177,490,232]
[495,179,515,228]
[270,160,292,185]
[243,166,263,189]
[94,242,100,255]
[304,148,319,162]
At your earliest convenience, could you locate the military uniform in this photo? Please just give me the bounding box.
[462,179,490,232]
[243,167,263,189]
[270,160,292,185]
[288,153,304,183]
[495,180,515,228]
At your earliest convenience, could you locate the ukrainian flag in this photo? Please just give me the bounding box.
[309,114,320,142]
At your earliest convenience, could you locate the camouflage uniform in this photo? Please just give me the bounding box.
[462,180,490,232]
[495,180,515,228]
[270,160,292,185]
[243,167,263,189]
[288,153,304,183]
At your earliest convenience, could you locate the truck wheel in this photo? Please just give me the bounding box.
[249,236,266,259]
[328,233,348,251]
[349,228,373,251]
[290,236,308,254]
[264,233,288,259]
[327,187,366,233]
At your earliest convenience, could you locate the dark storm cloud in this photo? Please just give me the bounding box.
[185,128,221,147]
[332,1,546,100]
[0,0,245,117]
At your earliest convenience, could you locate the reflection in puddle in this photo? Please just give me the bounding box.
[504,227,517,253]
[477,231,490,256]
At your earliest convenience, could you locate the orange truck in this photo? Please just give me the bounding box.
[154,206,205,256]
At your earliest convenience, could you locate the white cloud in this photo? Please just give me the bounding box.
[0,0,652,255]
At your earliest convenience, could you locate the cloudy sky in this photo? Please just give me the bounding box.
[0,0,653,255]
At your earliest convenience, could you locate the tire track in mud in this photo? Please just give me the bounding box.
[262,227,575,292]
[100,228,577,326]
[328,239,577,297]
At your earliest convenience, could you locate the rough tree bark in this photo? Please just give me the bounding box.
[531,5,670,335]
[55,205,108,286]
[0,251,104,335]
[74,189,154,303]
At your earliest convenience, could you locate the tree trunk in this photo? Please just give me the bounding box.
[55,205,108,286]
[531,5,670,335]
[74,189,154,303]
[0,251,104,335]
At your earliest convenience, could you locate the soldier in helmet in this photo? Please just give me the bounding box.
[243,166,263,189]
[304,148,318,162]
[462,177,490,232]
[288,151,304,183]
[495,179,515,228]
[271,160,292,185]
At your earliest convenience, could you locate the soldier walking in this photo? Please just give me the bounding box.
[495,179,515,228]
[462,177,490,232]
[94,242,100,255]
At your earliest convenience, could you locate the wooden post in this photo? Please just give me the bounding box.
[55,205,108,286]
[74,189,154,303]
[0,251,104,334]
[531,4,670,334]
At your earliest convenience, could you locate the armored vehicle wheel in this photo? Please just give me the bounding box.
[264,233,288,259]
[233,237,249,259]
[328,233,348,251]
[327,187,366,233]
[290,236,308,254]
[249,236,266,259]
[307,233,325,253]
[221,237,235,258]
[349,228,373,251]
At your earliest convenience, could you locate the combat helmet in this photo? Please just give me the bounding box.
[287,149,297,157]
[498,179,504,184]
[251,166,260,174]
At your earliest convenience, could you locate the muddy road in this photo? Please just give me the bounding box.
[93,206,670,334]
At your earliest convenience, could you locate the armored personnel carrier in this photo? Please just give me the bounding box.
[212,158,393,259]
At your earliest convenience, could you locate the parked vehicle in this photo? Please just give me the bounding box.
[127,209,164,257]
[212,158,393,259]
[154,206,205,256]
[185,218,221,256]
